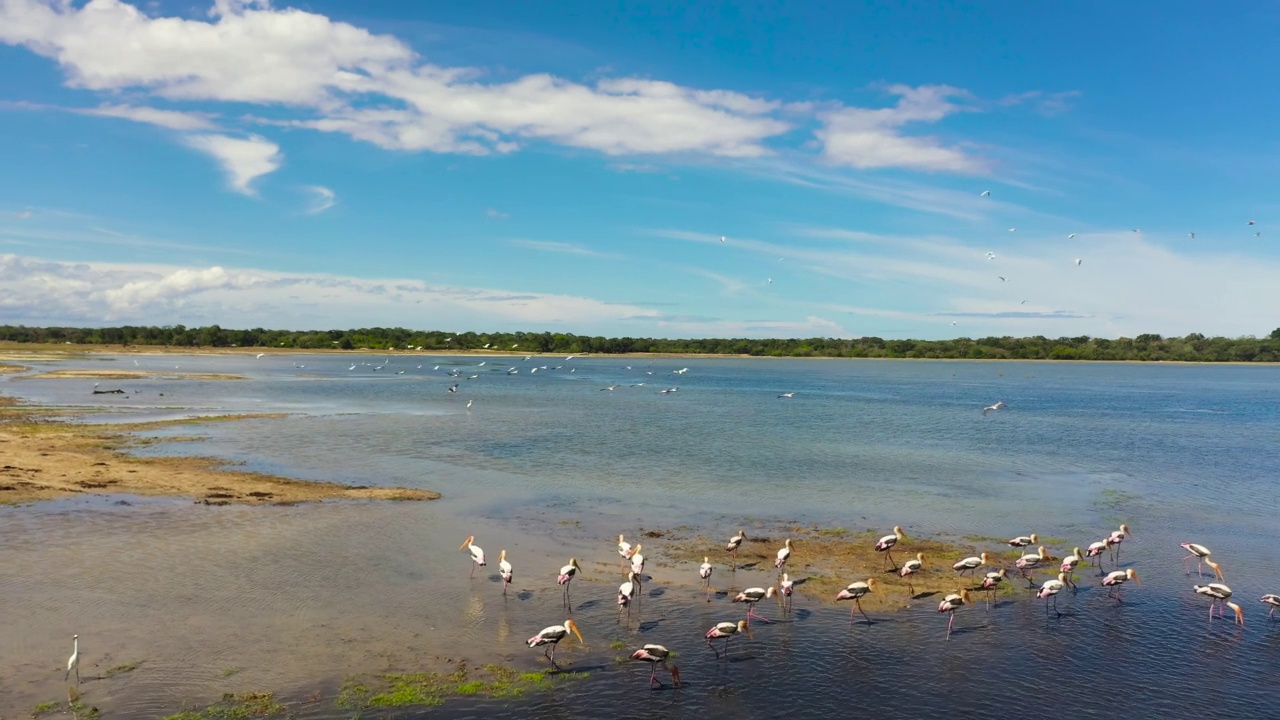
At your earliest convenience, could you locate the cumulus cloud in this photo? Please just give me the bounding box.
[816,85,983,172]
[184,134,282,195]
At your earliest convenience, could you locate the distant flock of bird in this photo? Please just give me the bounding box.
[451,524,1280,690]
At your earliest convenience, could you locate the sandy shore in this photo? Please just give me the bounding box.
[0,397,439,506]
[18,368,247,381]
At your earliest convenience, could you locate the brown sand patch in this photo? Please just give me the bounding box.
[643,524,1028,613]
[19,369,246,381]
[0,404,438,506]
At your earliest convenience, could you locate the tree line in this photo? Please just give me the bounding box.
[5,325,1280,362]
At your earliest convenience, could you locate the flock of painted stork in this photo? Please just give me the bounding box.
[459,525,1280,690]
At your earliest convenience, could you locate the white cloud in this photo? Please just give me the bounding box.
[303,185,336,214]
[0,253,666,331]
[485,208,509,220]
[816,85,984,172]
[80,103,218,130]
[508,239,621,259]
[184,134,282,195]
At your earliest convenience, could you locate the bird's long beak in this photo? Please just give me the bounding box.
[567,620,583,643]
[1131,571,1142,585]
[459,536,473,550]
[669,664,681,687]
[1210,561,1225,581]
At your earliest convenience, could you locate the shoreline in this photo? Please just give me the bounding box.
[3,342,1279,366]
[0,394,440,506]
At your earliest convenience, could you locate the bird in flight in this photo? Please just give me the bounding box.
[998,276,1006,282]
[985,251,996,260]
[1067,233,1077,239]
[601,384,620,391]
[1189,232,1196,239]
[1075,258,1083,266]
[720,235,726,243]
[983,401,1007,415]
[778,392,795,399]
[980,190,991,197]
[1008,227,1016,232]
[1248,220,1257,225]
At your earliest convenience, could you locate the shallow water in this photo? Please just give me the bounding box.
[3,355,1280,718]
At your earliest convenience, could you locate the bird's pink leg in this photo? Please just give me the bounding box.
[749,605,772,624]
[649,664,658,688]
[946,612,955,639]
[856,599,871,625]
[469,562,476,578]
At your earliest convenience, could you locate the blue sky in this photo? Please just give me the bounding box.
[1,0,1278,339]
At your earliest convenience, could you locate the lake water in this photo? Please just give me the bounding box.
[2,354,1279,718]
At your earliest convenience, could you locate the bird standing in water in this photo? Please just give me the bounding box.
[460,536,485,577]
[65,634,79,684]
[631,645,681,689]
[498,549,513,593]
[558,558,583,610]
[705,619,748,658]
[836,578,878,625]
[527,620,583,667]
[733,586,777,625]
[938,589,972,640]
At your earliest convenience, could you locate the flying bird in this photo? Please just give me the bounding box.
[1067,233,1077,239]
[980,190,991,197]
[982,401,1007,415]
[998,276,1006,282]
[778,392,795,398]
[1008,227,1016,232]
[720,235,726,243]
[1074,258,1082,266]
[1189,232,1196,239]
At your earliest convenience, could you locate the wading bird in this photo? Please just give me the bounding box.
[938,589,972,640]
[558,558,583,609]
[1060,548,1086,588]
[1085,540,1108,572]
[1037,573,1069,616]
[726,529,746,568]
[618,572,638,619]
[460,536,486,577]
[705,619,748,658]
[1102,568,1141,603]
[617,534,634,568]
[981,568,1008,609]
[630,545,645,577]
[498,550,513,593]
[65,634,79,684]
[875,526,907,569]
[780,573,795,612]
[1107,524,1132,565]
[900,552,926,596]
[836,578,878,624]
[1194,583,1244,624]
[527,620,582,666]
[631,645,680,689]
[1008,533,1038,551]
[1180,542,1222,579]
[733,586,777,625]
[1261,594,1280,620]
[953,552,995,578]
[699,557,713,588]
[775,538,793,571]
[1015,545,1052,587]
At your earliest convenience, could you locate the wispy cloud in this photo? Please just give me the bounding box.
[184,134,282,195]
[80,103,219,131]
[485,208,510,220]
[303,185,336,214]
[508,239,621,259]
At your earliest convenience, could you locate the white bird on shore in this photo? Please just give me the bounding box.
[498,549,513,592]
[726,529,746,567]
[1008,533,1038,550]
[875,525,906,569]
[900,552,926,596]
[466,399,473,409]
[953,552,995,577]
[618,534,634,567]
[460,536,486,577]
[65,634,79,684]
[775,538,792,570]
[527,620,582,666]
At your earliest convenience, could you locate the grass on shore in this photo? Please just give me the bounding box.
[336,660,585,712]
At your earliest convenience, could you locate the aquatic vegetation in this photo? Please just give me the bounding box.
[31,700,61,717]
[34,688,101,720]
[220,666,241,677]
[335,660,583,712]
[104,661,143,677]
[161,691,286,720]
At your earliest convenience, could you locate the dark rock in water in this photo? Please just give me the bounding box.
[92,389,126,394]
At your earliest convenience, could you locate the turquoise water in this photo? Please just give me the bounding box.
[3,354,1280,718]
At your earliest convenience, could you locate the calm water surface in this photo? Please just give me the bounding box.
[2,354,1279,718]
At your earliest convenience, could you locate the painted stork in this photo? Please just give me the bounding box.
[631,645,681,689]
[1008,533,1038,551]
[630,545,646,577]
[558,558,583,609]
[1106,524,1132,565]
[1102,568,1141,603]
[1194,583,1244,625]
[938,589,972,640]
[1060,547,1085,588]
[498,549,513,593]
[705,619,748,658]
[775,538,793,571]
[460,536,486,577]
[733,586,777,625]
[981,568,1008,609]
[618,571,638,619]
[875,526,907,569]
[836,578,878,624]
[527,620,583,666]
[1261,594,1280,620]
[1180,543,1223,580]
[726,530,746,568]
[1015,545,1052,587]
[780,573,795,612]
[1037,573,1069,616]
[900,552,925,596]
[1085,540,1108,573]
[618,534,635,568]
[953,552,995,578]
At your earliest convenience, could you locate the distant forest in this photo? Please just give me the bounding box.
[5,325,1280,362]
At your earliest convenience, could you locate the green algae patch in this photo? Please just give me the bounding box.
[161,691,287,720]
[336,660,585,712]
